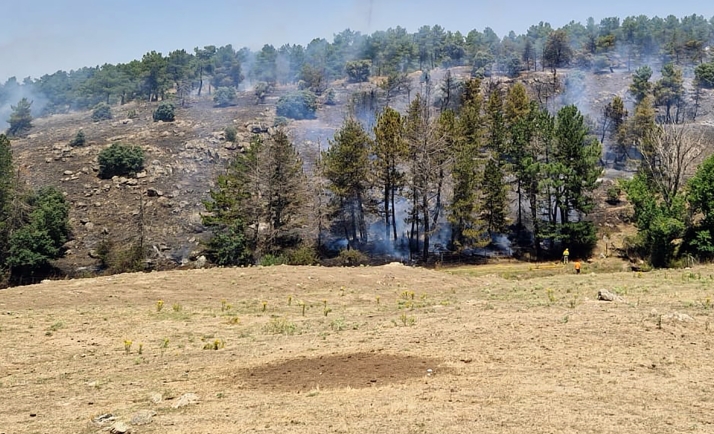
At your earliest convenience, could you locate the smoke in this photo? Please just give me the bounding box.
[0,80,49,131]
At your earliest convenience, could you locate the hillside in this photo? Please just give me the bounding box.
[2,261,714,433]
[7,64,714,276]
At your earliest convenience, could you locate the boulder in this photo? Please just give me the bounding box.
[597,289,624,302]
[172,393,200,409]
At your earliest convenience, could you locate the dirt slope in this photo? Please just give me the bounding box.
[2,261,714,433]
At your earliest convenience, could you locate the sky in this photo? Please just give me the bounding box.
[1,0,713,82]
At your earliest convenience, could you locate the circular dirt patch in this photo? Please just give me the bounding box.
[238,352,439,391]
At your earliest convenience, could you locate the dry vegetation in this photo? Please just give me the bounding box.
[2,260,714,433]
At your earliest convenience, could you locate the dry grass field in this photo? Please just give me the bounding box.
[2,260,714,433]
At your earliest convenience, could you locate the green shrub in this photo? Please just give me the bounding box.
[98,143,145,179]
[695,61,714,88]
[324,88,336,106]
[4,187,71,277]
[153,102,175,122]
[254,82,272,104]
[92,103,113,121]
[276,91,317,120]
[224,125,237,143]
[337,249,370,266]
[69,130,86,147]
[7,98,33,136]
[259,254,288,266]
[288,245,318,265]
[205,221,252,266]
[214,87,238,107]
[95,239,146,274]
[345,60,371,83]
[560,221,598,259]
[127,109,138,119]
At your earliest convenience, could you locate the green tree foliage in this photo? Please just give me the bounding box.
[624,172,686,267]
[276,91,317,120]
[0,134,14,271]
[629,65,652,104]
[482,87,509,234]
[543,30,573,72]
[253,44,278,84]
[653,63,685,123]
[694,61,714,88]
[82,64,130,105]
[153,102,175,122]
[0,136,71,284]
[539,106,602,258]
[7,14,714,120]
[345,60,371,82]
[194,45,216,96]
[69,130,86,147]
[5,187,71,277]
[92,103,113,121]
[323,118,372,245]
[624,125,701,266]
[482,158,508,233]
[141,51,169,101]
[204,132,306,263]
[504,84,533,231]
[686,154,714,258]
[98,143,145,179]
[600,96,629,161]
[7,98,33,137]
[213,87,237,107]
[471,51,495,78]
[373,107,407,241]
[449,78,486,249]
[298,64,327,95]
[623,96,656,149]
[166,49,194,105]
[224,125,237,143]
[405,93,450,260]
[211,45,244,89]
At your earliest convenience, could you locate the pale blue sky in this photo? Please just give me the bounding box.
[0,0,712,81]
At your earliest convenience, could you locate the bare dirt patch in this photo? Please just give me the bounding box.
[238,352,438,391]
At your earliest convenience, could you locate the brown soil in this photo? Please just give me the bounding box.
[238,352,438,392]
[3,261,714,433]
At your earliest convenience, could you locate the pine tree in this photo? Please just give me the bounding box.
[653,63,685,123]
[504,84,533,231]
[323,118,372,246]
[203,131,307,263]
[482,86,509,235]
[262,130,306,253]
[448,78,486,250]
[482,158,508,233]
[7,98,33,137]
[373,107,407,241]
[629,65,652,104]
[405,92,449,260]
[539,105,602,258]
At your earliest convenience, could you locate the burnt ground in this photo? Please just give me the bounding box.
[7,66,714,277]
[238,352,438,392]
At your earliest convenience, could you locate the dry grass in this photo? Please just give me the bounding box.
[2,261,714,433]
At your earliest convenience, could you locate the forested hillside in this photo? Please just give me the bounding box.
[3,13,714,285]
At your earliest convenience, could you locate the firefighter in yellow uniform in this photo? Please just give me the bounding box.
[563,248,569,264]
